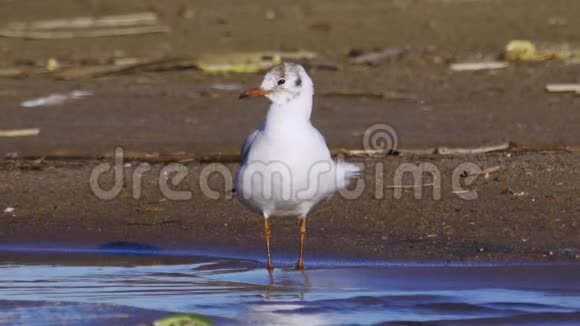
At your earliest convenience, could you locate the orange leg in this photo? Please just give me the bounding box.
[263,217,274,270]
[296,217,307,270]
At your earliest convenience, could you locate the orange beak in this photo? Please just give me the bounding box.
[239,88,271,99]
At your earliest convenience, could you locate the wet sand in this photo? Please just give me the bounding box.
[0,152,579,263]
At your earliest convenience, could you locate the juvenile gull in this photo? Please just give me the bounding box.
[236,63,360,270]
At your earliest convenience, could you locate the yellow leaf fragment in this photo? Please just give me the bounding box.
[153,313,213,326]
[505,40,580,61]
[47,58,60,71]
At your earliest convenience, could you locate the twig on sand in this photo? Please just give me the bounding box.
[385,183,435,189]
[5,12,159,30]
[465,165,501,178]
[334,144,512,158]
[0,128,40,137]
[0,12,169,39]
[0,25,170,39]
[452,189,475,195]
[477,165,501,175]
[53,57,198,80]
[333,148,400,157]
[349,47,411,65]
[545,84,580,93]
[0,68,27,78]
[510,145,580,152]
[437,142,511,155]
[450,61,509,72]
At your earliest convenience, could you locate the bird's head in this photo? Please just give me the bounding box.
[239,62,313,104]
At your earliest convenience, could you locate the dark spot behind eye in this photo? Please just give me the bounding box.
[295,78,302,86]
[277,79,286,85]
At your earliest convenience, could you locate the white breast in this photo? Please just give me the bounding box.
[236,121,340,217]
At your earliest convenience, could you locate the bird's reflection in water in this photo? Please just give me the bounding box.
[263,268,311,301]
[248,268,329,325]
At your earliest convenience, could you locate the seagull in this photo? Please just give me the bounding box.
[236,62,360,270]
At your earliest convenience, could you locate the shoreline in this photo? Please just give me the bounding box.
[1,152,579,263]
[1,244,580,267]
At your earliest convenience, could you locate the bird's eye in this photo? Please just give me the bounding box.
[277,79,286,85]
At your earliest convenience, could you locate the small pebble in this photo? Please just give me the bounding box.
[265,10,276,20]
[4,152,18,159]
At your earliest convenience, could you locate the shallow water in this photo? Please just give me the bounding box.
[0,246,579,325]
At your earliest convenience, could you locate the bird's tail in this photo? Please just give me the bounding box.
[335,159,361,191]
